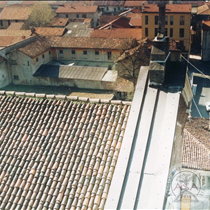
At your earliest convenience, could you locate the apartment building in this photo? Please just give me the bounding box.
[141,4,192,51]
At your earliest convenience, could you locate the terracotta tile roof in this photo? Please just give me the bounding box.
[143,4,192,13]
[6,22,25,30]
[34,27,66,36]
[98,16,131,29]
[0,4,32,20]
[202,20,210,30]
[129,17,142,27]
[99,15,118,25]
[93,0,125,6]
[56,5,98,14]
[18,37,51,58]
[124,0,147,7]
[0,92,130,210]
[90,28,142,40]
[47,36,134,50]
[126,13,142,18]
[0,36,30,47]
[0,29,31,37]
[197,4,210,15]
[182,118,210,171]
[51,18,69,27]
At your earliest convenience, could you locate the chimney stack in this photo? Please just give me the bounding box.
[149,0,170,87]
[157,1,166,38]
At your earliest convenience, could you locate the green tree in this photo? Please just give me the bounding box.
[27,3,56,27]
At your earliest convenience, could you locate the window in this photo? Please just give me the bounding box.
[66,14,68,18]
[145,28,148,37]
[36,58,38,62]
[82,14,87,18]
[49,51,51,55]
[114,8,116,12]
[155,16,158,25]
[179,28,184,37]
[13,75,19,80]
[0,20,2,26]
[83,51,87,55]
[107,51,112,60]
[170,28,173,37]
[145,15,148,25]
[42,54,45,59]
[155,28,158,36]
[165,16,168,25]
[15,20,18,23]
[27,61,30,66]
[95,51,99,55]
[180,16,185,25]
[106,7,109,11]
[72,50,75,54]
[8,20,10,25]
[165,28,168,36]
[118,7,120,10]
[59,50,63,54]
[170,16,173,25]
[76,14,79,18]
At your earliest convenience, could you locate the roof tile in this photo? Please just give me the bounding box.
[0,94,130,209]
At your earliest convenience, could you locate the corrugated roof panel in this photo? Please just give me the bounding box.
[59,65,107,81]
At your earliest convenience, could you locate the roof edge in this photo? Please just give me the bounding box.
[0,90,132,105]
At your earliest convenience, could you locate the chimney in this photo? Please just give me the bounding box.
[141,2,145,12]
[149,0,170,87]
[157,1,166,38]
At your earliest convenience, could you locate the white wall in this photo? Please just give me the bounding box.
[9,50,52,85]
[0,60,11,88]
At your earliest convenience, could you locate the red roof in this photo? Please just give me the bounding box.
[0,4,32,20]
[98,16,131,29]
[143,4,192,13]
[129,17,142,27]
[124,1,147,7]
[56,5,98,14]
[90,28,142,40]
[202,20,210,30]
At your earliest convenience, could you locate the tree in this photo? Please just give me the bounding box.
[115,39,151,84]
[26,3,56,27]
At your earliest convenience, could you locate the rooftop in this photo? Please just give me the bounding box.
[0,36,30,47]
[93,0,125,6]
[33,27,66,36]
[56,5,98,14]
[0,91,131,210]
[90,28,142,40]
[34,65,108,81]
[47,36,134,50]
[50,18,69,27]
[129,17,142,27]
[202,20,210,29]
[124,1,147,7]
[0,29,31,37]
[182,118,210,171]
[7,22,25,30]
[0,4,32,20]
[143,4,192,13]
[197,3,210,15]
[18,37,51,58]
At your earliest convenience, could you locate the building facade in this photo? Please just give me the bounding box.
[141,4,192,52]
